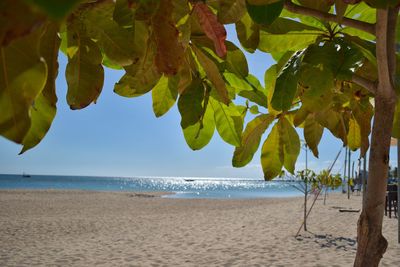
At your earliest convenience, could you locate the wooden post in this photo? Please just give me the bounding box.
[343,147,348,193]
[352,161,355,194]
[363,155,367,208]
[358,157,362,192]
[304,144,308,232]
[348,149,351,199]
[397,139,400,243]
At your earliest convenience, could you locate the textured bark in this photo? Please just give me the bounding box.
[354,95,395,267]
[354,8,398,267]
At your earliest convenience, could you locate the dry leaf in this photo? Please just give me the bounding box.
[152,0,184,76]
[193,2,227,58]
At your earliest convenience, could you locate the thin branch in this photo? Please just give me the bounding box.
[284,0,376,36]
[352,74,377,95]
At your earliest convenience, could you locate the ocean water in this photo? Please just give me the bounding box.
[0,174,304,199]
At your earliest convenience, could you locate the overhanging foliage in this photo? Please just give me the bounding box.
[0,0,399,181]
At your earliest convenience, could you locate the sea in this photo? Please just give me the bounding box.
[0,174,306,199]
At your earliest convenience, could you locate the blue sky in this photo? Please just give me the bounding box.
[0,26,398,178]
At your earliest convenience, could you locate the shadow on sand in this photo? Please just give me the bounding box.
[296,232,357,251]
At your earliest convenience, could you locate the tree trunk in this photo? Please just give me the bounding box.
[354,95,395,266]
[354,8,398,266]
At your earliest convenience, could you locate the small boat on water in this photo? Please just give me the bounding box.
[22,172,31,178]
[184,179,195,182]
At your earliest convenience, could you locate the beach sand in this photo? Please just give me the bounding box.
[0,190,398,266]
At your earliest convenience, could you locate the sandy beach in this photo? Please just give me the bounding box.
[0,190,398,266]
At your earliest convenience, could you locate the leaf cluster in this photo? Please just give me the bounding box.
[296,169,342,191]
[1,0,399,180]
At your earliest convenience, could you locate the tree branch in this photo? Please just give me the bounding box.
[351,74,377,95]
[284,1,376,36]
[387,8,399,83]
[376,8,398,97]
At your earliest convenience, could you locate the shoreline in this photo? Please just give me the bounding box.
[0,188,306,199]
[1,190,398,266]
[0,189,174,198]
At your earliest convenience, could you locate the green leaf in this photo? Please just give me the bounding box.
[261,122,283,180]
[271,50,305,111]
[131,21,151,56]
[173,0,191,48]
[347,116,361,151]
[235,13,260,53]
[279,117,300,174]
[258,29,319,54]
[233,114,275,167]
[315,109,347,143]
[293,105,309,127]
[224,72,268,108]
[177,58,193,94]
[246,0,284,25]
[258,18,321,53]
[300,84,334,114]
[192,45,230,105]
[135,0,160,20]
[152,75,179,118]
[249,105,259,114]
[0,61,47,144]
[216,0,246,24]
[0,0,46,46]
[344,34,376,67]
[247,0,282,4]
[393,99,400,139]
[352,97,373,156]
[66,22,104,110]
[225,41,249,78]
[224,72,253,92]
[303,115,323,158]
[341,2,376,41]
[114,41,161,98]
[20,23,60,153]
[299,64,334,97]
[183,101,215,150]
[242,74,268,108]
[279,6,325,30]
[262,17,321,33]
[0,28,47,144]
[302,39,364,80]
[178,78,205,129]
[23,0,82,19]
[264,64,280,115]
[209,97,242,146]
[83,0,136,67]
[113,0,135,29]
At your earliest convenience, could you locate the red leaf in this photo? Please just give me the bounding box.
[193,2,227,58]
